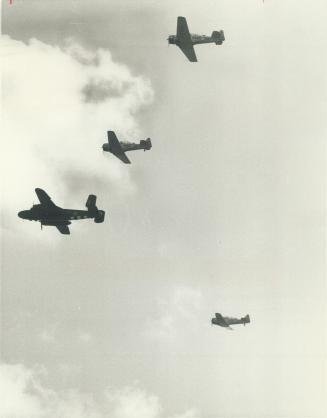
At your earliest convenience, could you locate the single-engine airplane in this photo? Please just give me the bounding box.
[102,131,152,164]
[211,313,250,329]
[168,16,225,62]
[18,188,105,235]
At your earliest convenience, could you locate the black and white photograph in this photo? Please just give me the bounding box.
[1,0,326,417]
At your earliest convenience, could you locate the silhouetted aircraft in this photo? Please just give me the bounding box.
[102,131,152,164]
[168,16,225,62]
[211,313,250,329]
[18,188,105,235]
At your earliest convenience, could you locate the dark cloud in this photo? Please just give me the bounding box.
[82,79,131,103]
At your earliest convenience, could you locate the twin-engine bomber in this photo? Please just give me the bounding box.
[103,131,152,164]
[168,16,225,62]
[18,188,105,235]
[211,313,250,329]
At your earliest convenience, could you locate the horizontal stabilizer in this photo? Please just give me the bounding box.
[211,30,225,45]
[140,138,152,150]
[94,210,105,223]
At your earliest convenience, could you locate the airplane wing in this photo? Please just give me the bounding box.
[107,131,131,164]
[176,16,197,62]
[35,188,57,208]
[55,224,70,235]
[115,152,131,164]
[215,313,229,327]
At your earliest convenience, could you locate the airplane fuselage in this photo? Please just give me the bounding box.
[211,314,250,327]
[168,32,224,46]
[18,205,97,224]
[103,140,151,154]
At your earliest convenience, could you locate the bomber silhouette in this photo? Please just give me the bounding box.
[18,188,105,235]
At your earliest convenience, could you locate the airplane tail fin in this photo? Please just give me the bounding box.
[140,138,152,151]
[241,314,250,325]
[212,30,225,45]
[86,195,105,223]
[86,195,97,212]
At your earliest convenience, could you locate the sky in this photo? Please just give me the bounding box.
[1,0,326,417]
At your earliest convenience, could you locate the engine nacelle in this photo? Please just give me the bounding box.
[168,35,177,45]
[102,143,110,152]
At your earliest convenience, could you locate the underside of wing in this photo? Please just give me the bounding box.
[107,131,131,163]
[35,188,57,209]
[215,313,229,327]
[177,17,197,62]
[108,131,123,154]
[177,16,191,42]
[55,224,70,235]
[115,152,131,164]
[178,44,197,62]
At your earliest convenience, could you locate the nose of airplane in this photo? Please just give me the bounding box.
[18,210,28,219]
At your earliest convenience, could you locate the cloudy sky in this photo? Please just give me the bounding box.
[1,0,326,417]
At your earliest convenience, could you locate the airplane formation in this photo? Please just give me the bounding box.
[18,16,251,328]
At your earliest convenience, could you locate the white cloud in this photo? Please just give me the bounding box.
[0,363,199,418]
[145,286,203,342]
[0,364,44,418]
[106,387,161,418]
[1,35,153,231]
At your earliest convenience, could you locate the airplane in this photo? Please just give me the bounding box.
[211,313,250,329]
[168,16,225,62]
[102,131,152,164]
[18,188,105,235]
